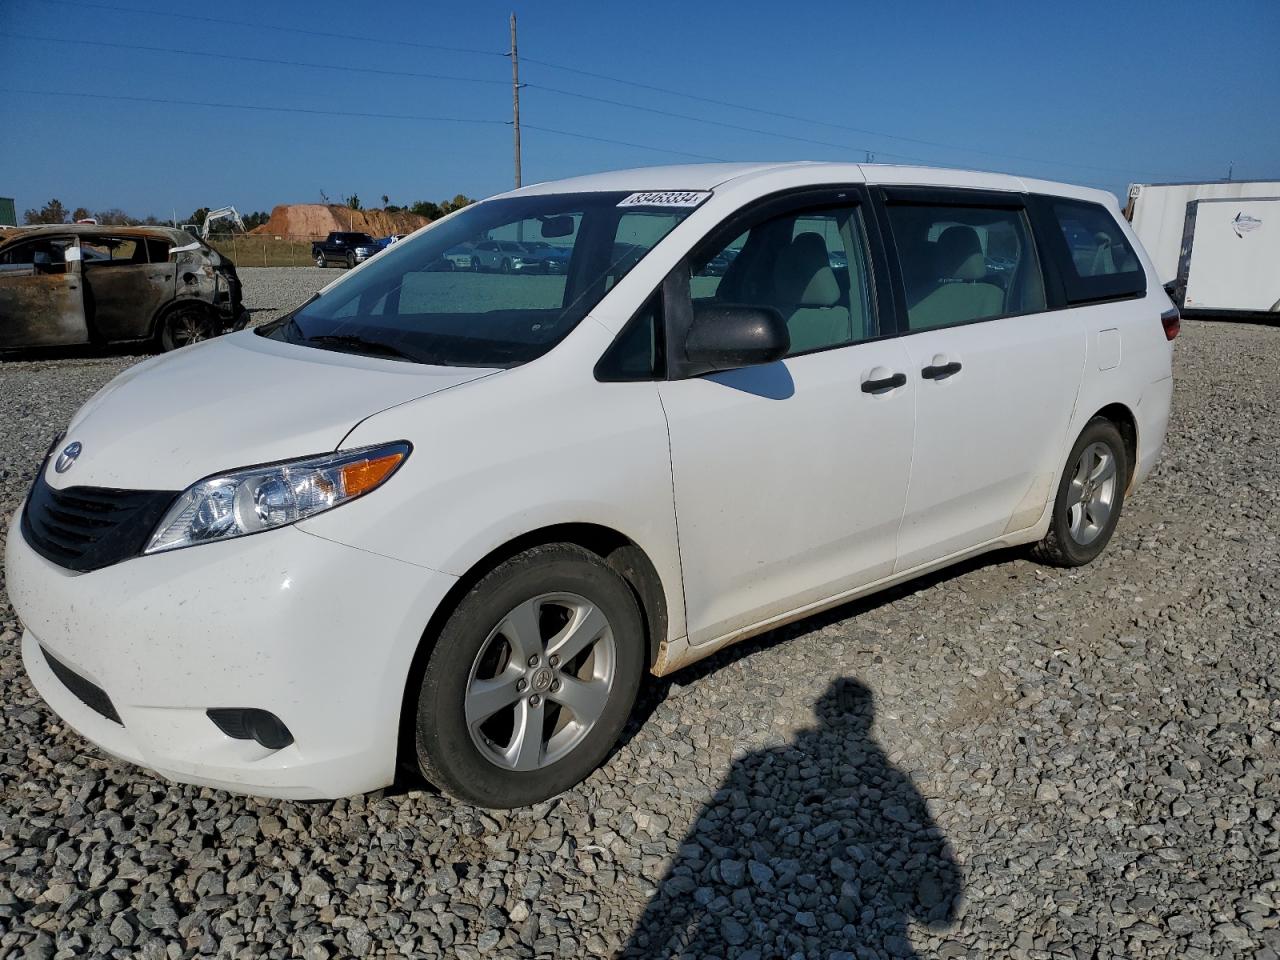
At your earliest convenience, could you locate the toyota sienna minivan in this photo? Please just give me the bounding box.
[7,163,1176,808]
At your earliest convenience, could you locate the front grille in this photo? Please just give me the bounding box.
[42,647,123,725]
[22,471,177,573]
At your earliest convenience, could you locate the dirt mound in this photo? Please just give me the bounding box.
[252,204,430,239]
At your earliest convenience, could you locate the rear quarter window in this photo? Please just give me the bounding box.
[1046,199,1146,304]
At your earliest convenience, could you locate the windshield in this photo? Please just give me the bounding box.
[262,191,696,367]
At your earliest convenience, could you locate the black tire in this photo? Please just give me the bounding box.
[346,253,356,269]
[500,258,512,274]
[1031,417,1129,567]
[315,251,326,268]
[415,544,644,808]
[158,304,215,352]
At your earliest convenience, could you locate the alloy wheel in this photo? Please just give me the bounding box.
[464,592,616,771]
[164,310,209,350]
[1066,441,1118,546]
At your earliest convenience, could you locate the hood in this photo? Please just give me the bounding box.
[52,330,499,491]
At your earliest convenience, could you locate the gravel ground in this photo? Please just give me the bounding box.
[239,266,334,327]
[1,291,1278,959]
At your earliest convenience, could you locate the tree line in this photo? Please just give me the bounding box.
[23,199,270,232]
[376,194,476,220]
[24,194,478,229]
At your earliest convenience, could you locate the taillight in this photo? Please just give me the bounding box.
[1161,307,1180,341]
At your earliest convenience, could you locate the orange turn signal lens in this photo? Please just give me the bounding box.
[339,451,405,497]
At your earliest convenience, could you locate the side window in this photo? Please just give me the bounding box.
[1048,199,1145,302]
[607,212,683,291]
[691,231,747,300]
[144,238,171,263]
[885,203,1045,331]
[0,237,73,274]
[81,237,141,266]
[691,204,876,356]
[596,294,662,381]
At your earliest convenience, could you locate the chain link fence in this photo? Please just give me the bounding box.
[206,234,327,268]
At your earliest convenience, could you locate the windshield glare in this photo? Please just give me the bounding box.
[261,191,696,367]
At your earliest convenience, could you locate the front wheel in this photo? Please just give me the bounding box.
[414,544,644,808]
[158,305,215,352]
[315,251,326,268]
[1032,417,1129,567]
[346,253,356,269]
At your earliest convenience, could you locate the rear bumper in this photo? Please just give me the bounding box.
[1134,374,1174,488]
[7,506,457,799]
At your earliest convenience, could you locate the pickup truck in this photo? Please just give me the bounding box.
[312,232,378,268]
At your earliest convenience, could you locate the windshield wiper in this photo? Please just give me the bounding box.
[304,333,417,361]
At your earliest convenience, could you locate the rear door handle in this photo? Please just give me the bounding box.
[922,361,962,380]
[861,372,907,393]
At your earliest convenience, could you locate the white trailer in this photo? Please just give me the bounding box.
[1126,179,1280,284]
[1175,197,1280,316]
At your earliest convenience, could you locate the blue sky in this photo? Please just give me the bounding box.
[2,0,1277,220]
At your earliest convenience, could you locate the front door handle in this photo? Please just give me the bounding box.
[861,372,906,393]
[922,361,962,380]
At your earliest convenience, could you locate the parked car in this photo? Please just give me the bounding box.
[442,243,477,271]
[0,224,246,352]
[7,163,1176,808]
[472,239,542,273]
[313,232,378,268]
[518,240,572,274]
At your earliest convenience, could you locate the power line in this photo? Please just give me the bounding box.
[524,83,929,164]
[7,30,1131,181]
[522,62,1177,179]
[0,32,509,87]
[3,88,503,125]
[34,0,506,57]
[3,31,921,163]
[523,124,725,163]
[1,88,729,162]
[19,1,1195,181]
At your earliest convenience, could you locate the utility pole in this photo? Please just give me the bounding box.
[509,13,522,189]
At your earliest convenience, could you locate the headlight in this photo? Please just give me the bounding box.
[145,442,410,555]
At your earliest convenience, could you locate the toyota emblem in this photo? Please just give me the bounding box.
[54,441,82,474]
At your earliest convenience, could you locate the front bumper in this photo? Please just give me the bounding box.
[7,507,456,799]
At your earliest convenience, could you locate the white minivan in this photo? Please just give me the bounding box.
[7,163,1176,808]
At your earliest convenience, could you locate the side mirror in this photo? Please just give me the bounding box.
[684,303,789,371]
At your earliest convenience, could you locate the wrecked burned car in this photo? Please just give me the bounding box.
[0,225,247,352]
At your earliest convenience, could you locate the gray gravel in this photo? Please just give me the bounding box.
[2,304,1279,959]
[239,266,334,327]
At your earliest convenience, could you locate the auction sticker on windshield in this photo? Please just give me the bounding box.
[617,191,711,208]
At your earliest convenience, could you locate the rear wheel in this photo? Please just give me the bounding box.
[414,544,644,808]
[1032,417,1128,567]
[158,304,215,352]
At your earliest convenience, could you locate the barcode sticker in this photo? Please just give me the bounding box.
[617,191,711,209]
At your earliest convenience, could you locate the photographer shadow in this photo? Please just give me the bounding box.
[621,678,961,959]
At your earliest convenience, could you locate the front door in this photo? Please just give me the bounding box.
[81,235,175,341]
[0,234,87,348]
[879,191,1086,571]
[658,192,916,646]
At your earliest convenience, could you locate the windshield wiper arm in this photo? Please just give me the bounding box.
[304,333,416,361]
